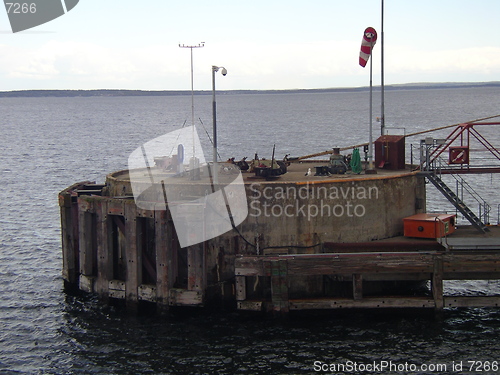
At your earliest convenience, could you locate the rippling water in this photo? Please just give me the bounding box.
[1,88,500,374]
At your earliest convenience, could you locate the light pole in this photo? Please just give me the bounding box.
[212,65,227,184]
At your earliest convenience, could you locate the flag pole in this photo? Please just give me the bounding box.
[359,27,377,173]
[380,0,385,136]
[368,39,375,172]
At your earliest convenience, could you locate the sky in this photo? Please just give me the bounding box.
[0,0,499,91]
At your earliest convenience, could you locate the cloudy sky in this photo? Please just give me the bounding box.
[0,0,499,91]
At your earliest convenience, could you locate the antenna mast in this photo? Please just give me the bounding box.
[179,42,205,180]
[179,42,205,157]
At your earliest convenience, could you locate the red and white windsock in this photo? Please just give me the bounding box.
[359,27,377,67]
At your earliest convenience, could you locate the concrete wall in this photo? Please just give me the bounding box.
[237,173,426,249]
[106,170,426,250]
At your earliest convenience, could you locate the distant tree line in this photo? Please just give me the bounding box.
[0,82,499,98]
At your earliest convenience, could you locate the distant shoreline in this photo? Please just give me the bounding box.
[1,81,499,98]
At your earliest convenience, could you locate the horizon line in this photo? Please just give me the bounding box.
[1,81,499,96]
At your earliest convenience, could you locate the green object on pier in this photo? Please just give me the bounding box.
[350,147,362,174]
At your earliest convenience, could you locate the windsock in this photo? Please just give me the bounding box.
[359,27,377,67]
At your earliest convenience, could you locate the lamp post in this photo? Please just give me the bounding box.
[212,65,227,185]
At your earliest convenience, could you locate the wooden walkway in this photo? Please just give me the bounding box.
[235,250,500,315]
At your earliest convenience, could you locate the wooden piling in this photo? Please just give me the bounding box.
[235,276,246,301]
[95,199,112,301]
[124,201,139,312]
[188,243,205,292]
[60,192,78,286]
[60,182,98,287]
[78,197,97,293]
[155,208,173,312]
[353,274,363,300]
[269,259,289,315]
[432,254,444,310]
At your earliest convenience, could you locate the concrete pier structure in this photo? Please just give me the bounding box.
[59,162,500,314]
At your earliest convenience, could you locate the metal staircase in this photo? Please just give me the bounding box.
[422,172,489,233]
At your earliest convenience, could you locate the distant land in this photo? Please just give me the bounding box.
[0,81,499,97]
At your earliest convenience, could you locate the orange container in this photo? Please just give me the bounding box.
[403,213,456,238]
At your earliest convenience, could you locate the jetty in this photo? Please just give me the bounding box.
[59,120,500,315]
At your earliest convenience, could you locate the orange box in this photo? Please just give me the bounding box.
[403,213,456,238]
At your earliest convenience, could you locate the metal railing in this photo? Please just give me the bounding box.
[420,144,493,225]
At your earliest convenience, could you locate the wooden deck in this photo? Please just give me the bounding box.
[235,247,500,315]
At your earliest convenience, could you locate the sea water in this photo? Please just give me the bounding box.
[1,87,500,374]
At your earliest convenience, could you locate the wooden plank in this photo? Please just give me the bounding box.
[107,199,125,216]
[79,274,95,293]
[58,191,72,209]
[109,279,126,299]
[353,274,363,300]
[362,273,432,281]
[235,266,265,277]
[169,289,203,306]
[270,259,289,314]
[323,241,444,252]
[235,276,246,301]
[136,207,155,218]
[124,202,139,309]
[155,208,171,309]
[71,198,80,282]
[60,200,77,284]
[444,296,500,308]
[78,200,94,277]
[138,284,157,302]
[77,196,94,212]
[443,253,500,273]
[59,182,92,285]
[235,253,437,277]
[237,301,263,311]
[242,296,500,310]
[432,255,444,310]
[289,297,436,310]
[109,279,126,290]
[234,256,269,276]
[188,243,205,292]
[286,253,435,275]
[96,200,112,298]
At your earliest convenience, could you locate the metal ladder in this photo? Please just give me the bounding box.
[422,172,489,233]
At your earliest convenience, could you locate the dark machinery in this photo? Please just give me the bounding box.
[315,148,348,176]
